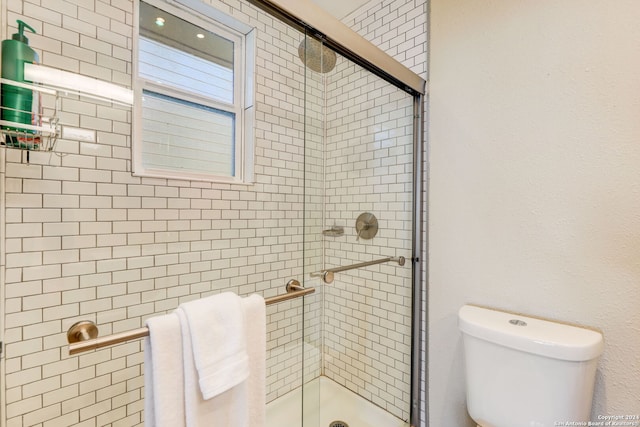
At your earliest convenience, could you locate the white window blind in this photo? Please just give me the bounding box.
[142,91,235,176]
[134,0,254,183]
[138,38,234,104]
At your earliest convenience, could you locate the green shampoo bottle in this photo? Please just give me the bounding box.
[1,20,39,147]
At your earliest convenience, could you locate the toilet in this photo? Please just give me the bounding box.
[458,304,604,427]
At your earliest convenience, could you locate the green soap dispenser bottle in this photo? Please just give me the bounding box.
[1,20,39,147]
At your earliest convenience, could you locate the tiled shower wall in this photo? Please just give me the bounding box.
[322,58,414,420]
[341,0,428,422]
[0,0,320,425]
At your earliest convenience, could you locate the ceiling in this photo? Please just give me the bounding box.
[309,0,371,19]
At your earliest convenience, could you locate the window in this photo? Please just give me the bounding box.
[134,0,254,183]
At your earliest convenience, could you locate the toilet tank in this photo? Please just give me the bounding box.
[458,305,604,427]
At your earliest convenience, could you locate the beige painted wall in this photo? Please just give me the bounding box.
[429,0,640,425]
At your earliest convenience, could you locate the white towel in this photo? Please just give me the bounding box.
[145,312,185,427]
[178,292,249,399]
[199,294,265,426]
[144,293,266,427]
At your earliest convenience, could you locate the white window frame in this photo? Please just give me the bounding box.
[133,0,255,184]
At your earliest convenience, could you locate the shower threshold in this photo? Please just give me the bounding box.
[266,376,408,427]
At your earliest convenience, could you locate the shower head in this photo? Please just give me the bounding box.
[298,37,337,73]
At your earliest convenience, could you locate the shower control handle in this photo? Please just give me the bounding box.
[355,212,378,241]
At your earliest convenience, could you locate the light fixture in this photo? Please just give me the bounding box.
[155,17,165,26]
[196,33,205,39]
[24,63,134,106]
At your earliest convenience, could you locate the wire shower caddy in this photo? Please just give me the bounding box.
[0,78,61,152]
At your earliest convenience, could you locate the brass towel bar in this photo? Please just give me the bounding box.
[310,256,406,284]
[66,281,314,356]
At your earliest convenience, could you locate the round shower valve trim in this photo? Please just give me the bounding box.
[355,212,378,240]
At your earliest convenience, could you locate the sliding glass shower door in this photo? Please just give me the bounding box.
[300,31,329,427]
[255,5,422,425]
[301,34,415,426]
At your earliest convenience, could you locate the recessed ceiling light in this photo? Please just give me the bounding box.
[196,33,205,39]
[155,17,165,26]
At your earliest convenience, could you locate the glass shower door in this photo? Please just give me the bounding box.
[301,33,415,427]
[300,32,326,427]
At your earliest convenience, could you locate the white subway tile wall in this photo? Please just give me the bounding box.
[341,0,427,422]
[1,0,427,426]
[1,0,314,425]
[321,56,414,420]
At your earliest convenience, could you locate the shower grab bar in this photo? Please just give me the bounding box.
[66,280,314,355]
[310,256,406,284]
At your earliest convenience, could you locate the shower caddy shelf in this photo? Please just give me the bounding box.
[0,78,60,152]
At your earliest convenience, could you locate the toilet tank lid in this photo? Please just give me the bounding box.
[458,305,604,362]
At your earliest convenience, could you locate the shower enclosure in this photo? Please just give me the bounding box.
[252,2,426,427]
